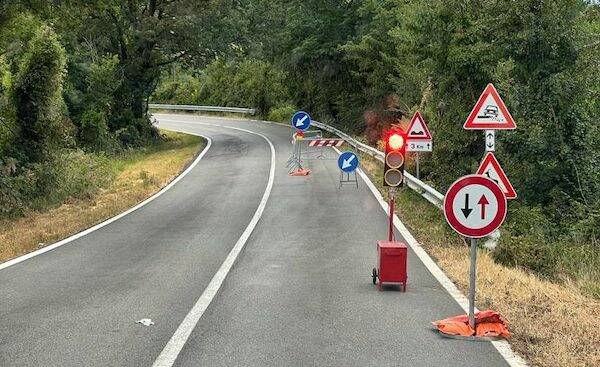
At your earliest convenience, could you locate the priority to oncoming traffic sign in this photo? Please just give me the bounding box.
[444,175,507,238]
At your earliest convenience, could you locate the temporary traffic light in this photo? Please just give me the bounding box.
[383,129,406,187]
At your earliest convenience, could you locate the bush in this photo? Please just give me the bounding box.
[79,110,115,152]
[153,72,203,105]
[266,104,296,123]
[0,150,115,219]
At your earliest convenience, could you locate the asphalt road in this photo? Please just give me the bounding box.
[0,114,510,366]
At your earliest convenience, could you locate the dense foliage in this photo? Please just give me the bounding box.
[0,1,227,218]
[0,0,598,286]
[153,0,600,284]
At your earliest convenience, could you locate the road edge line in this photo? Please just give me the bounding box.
[151,122,276,367]
[0,134,213,271]
[332,147,528,367]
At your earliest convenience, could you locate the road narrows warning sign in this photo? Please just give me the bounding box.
[444,175,507,238]
[464,84,516,130]
[476,152,517,199]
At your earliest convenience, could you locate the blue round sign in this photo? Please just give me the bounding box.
[291,111,312,131]
[338,151,359,173]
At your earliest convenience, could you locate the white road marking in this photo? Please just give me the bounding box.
[332,146,527,367]
[152,120,276,367]
[0,134,213,271]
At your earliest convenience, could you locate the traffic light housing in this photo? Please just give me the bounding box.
[383,129,406,187]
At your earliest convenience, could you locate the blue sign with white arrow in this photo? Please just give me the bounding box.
[338,151,359,173]
[291,111,312,131]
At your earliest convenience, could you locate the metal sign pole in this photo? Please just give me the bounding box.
[416,153,420,180]
[468,237,477,330]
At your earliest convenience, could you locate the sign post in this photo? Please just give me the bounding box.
[444,175,507,329]
[287,111,313,174]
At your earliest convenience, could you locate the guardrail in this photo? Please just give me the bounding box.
[149,104,256,115]
[311,121,445,208]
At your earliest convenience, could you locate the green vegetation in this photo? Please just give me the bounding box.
[0,1,224,221]
[0,131,204,262]
[1,1,598,293]
[150,0,599,292]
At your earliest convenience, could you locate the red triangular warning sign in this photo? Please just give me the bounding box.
[464,84,516,130]
[476,152,517,199]
[407,111,432,140]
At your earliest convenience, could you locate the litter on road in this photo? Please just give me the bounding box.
[136,319,155,327]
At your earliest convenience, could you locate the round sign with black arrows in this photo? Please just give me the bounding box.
[444,175,507,238]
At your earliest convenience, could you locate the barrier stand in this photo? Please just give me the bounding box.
[338,171,358,189]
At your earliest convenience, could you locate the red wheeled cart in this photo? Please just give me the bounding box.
[372,241,407,291]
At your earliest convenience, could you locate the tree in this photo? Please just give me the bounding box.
[11,24,67,163]
[24,0,224,145]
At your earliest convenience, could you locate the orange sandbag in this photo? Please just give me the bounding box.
[289,168,311,176]
[476,322,510,338]
[476,310,505,324]
[435,320,475,337]
[433,310,510,339]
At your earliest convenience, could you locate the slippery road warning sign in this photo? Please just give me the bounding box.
[406,112,432,152]
[444,175,507,238]
[476,152,517,200]
[464,84,516,130]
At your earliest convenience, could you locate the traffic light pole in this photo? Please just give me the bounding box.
[388,187,396,242]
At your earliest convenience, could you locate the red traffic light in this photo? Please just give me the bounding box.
[383,128,406,187]
[388,133,404,150]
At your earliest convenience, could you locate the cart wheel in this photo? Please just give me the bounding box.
[372,268,377,285]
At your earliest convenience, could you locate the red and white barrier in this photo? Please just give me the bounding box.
[308,139,344,147]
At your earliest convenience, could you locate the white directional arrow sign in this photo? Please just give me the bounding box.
[291,111,312,131]
[295,115,309,127]
[342,155,355,169]
[338,151,359,173]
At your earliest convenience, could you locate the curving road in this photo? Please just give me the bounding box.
[0,114,511,366]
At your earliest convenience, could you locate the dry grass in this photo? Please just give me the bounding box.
[359,153,600,367]
[0,131,204,262]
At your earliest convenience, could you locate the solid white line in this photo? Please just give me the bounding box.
[332,147,528,367]
[152,121,276,367]
[0,134,213,271]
